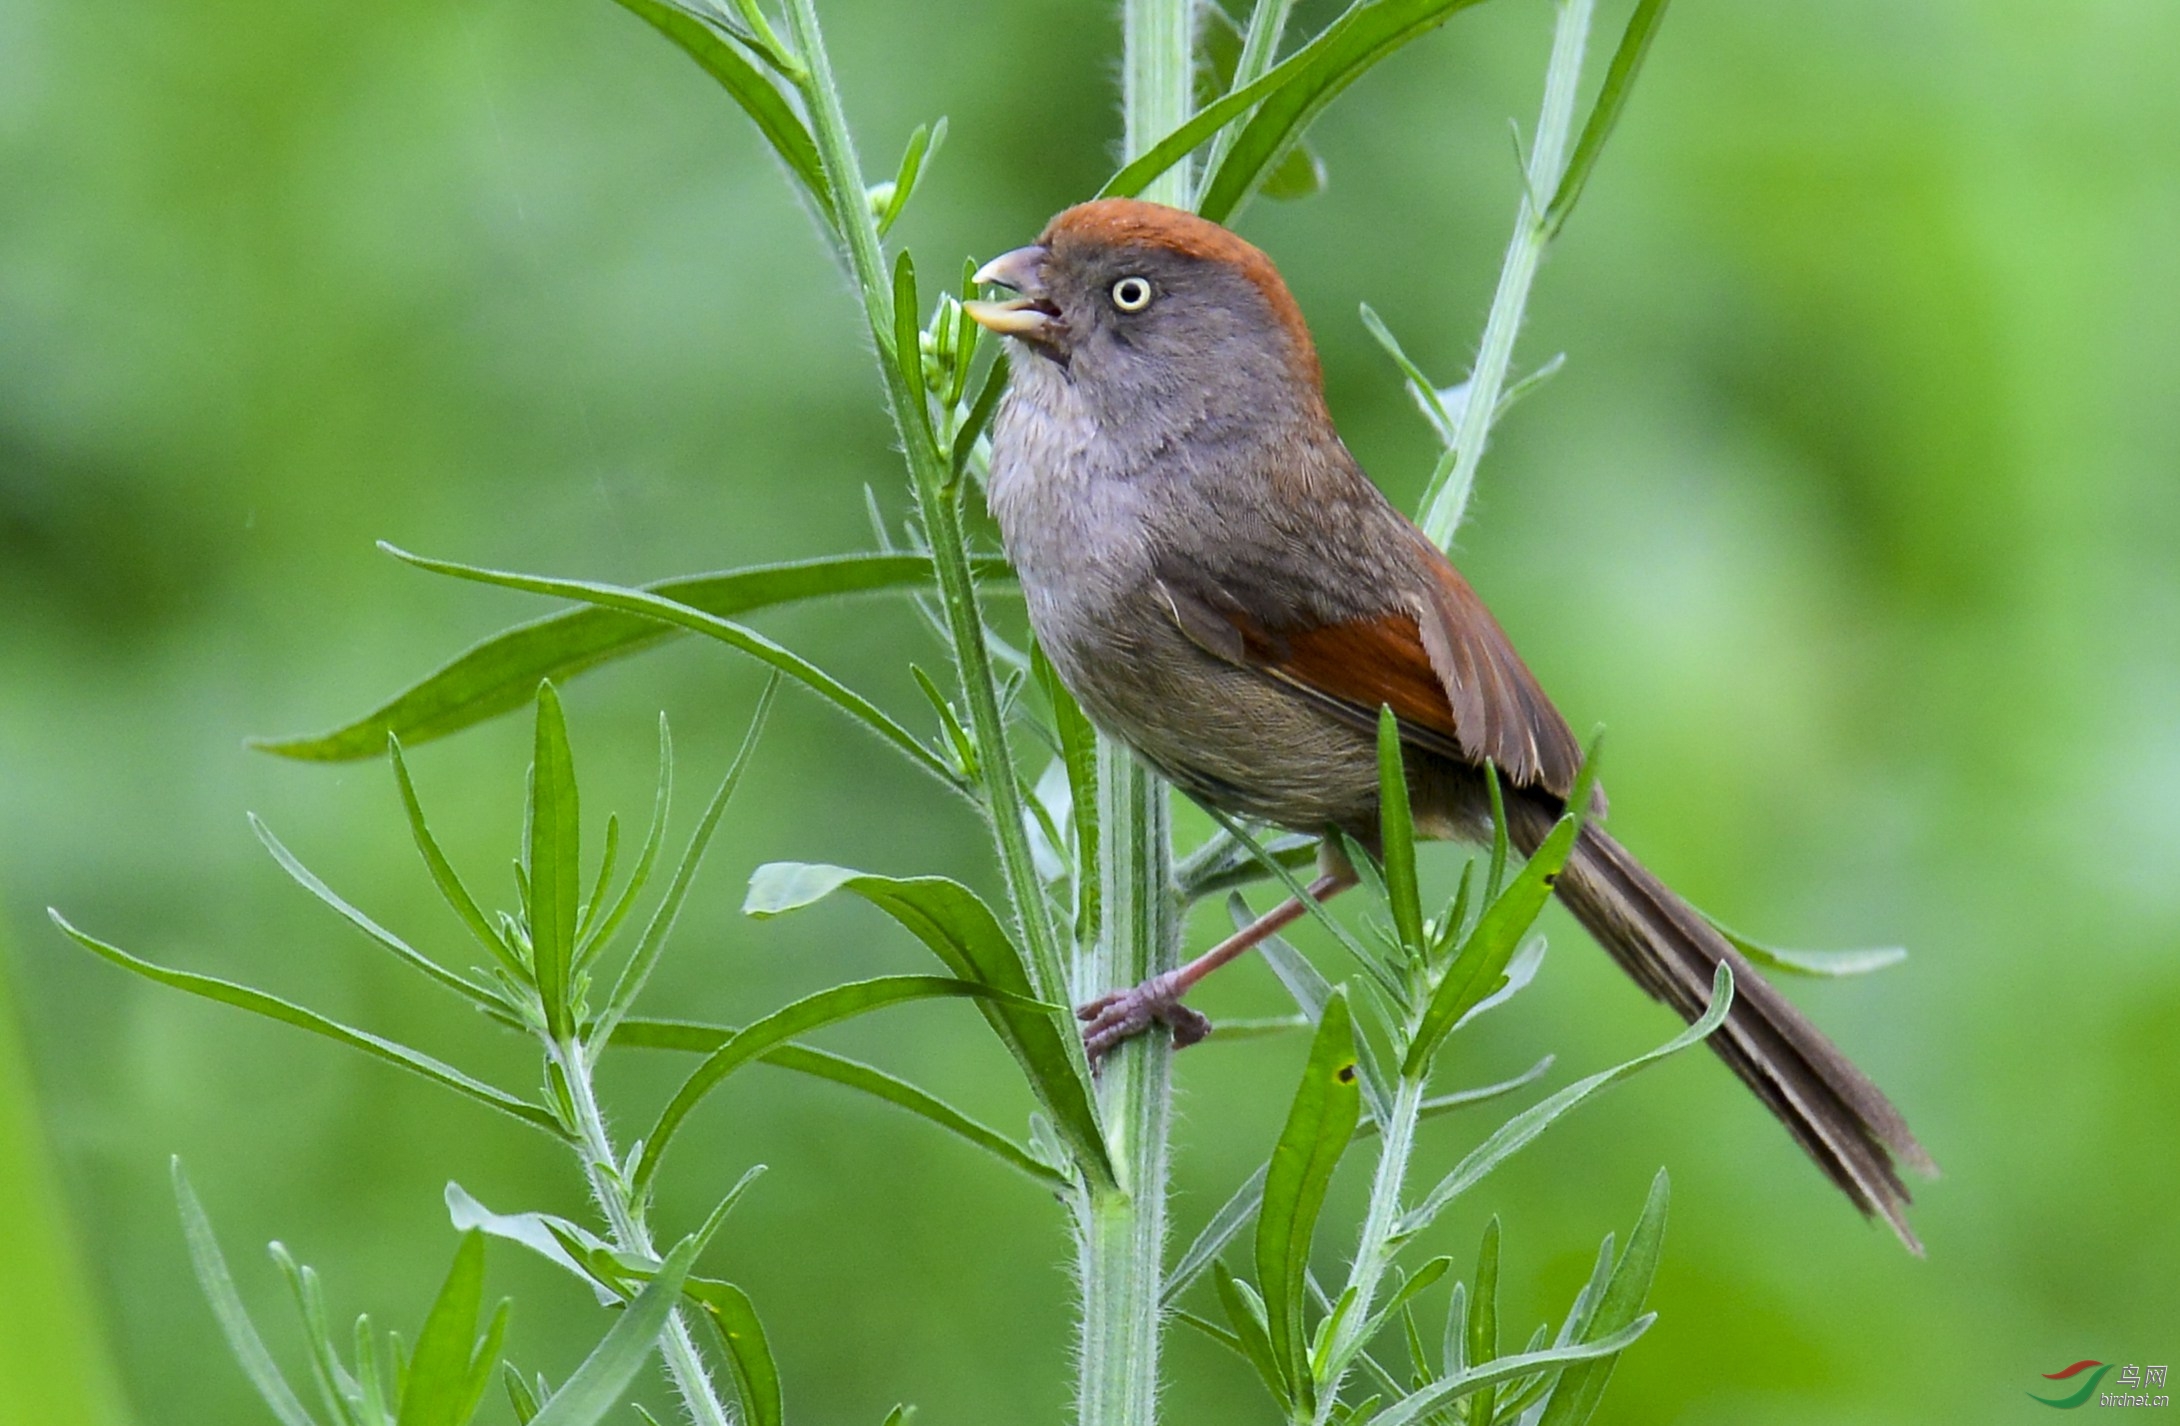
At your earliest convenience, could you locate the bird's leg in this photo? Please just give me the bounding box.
[1079,871,1358,1061]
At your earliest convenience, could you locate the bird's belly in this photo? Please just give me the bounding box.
[1033,586,1384,834]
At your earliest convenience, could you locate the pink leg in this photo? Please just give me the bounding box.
[1078,871,1357,1061]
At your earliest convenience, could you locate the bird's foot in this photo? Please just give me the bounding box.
[1078,971,1211,1062]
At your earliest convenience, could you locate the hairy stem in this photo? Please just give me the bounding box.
[1315,1073,1426,1421]
[778,0,1075,1015]
[558,1040,732,1426]
[1073,7,1195,1426]
[1417,0,1595,546]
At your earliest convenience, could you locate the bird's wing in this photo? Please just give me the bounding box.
[1154,527,1586,802]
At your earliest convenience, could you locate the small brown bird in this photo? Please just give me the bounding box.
[965,198,1933,1247]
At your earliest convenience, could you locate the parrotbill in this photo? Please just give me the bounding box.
[965,198,1934,1248]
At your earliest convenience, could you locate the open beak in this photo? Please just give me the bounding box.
[964,245,1057,338]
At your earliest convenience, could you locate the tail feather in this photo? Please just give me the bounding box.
[1528,812,1935,1250]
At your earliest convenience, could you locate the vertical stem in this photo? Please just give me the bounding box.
[779,0,1074,1015]
[558,1041,733,1426]
[1314,1074,1425,1422]
[1417,0,1594,547]
[1074,10,1195,1426]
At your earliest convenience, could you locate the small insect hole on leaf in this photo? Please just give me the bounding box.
[1336,1063,1357,1084]
[1541,872,1558,888]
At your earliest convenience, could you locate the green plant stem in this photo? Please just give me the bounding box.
[778,0,1073,1015]
[1315,1073,1426,1422]
[1073,7,1195,1426]
[1417,0,1594,547]
[557,1039,731,1426]
[1197,0,1297,193]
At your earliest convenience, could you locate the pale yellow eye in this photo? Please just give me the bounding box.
[1110,276,1153,312]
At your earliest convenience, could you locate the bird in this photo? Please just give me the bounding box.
[962,197,1934,1248]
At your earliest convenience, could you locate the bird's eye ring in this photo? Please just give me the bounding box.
[1110,276,1153,312]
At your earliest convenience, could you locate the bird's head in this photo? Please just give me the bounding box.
[965,199,1327,437]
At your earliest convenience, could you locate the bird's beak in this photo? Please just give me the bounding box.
[964,245,1056,338]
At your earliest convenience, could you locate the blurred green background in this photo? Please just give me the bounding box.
[4,0,2176,1420]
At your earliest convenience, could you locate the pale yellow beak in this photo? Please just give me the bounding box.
[964,245,1054,338]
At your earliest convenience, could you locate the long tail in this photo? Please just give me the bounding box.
[1524,810,1937,1250]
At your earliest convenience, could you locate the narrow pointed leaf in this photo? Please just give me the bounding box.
[608,1018,1066,1189]
[444,1184,597,1286]
[1376,707,1424,953]
[1166,1163,1269,1307]
[1214,1263,1289,1407]
[743,863,1113,1188]
[1464,1219,1500,1421]
[527,685,581,1041]
[250,814,503,1009]
[60,913,562,1136]
[524,1232,702,1426]
[173,1163,322,1426]
[1257,989,1363,1406]
[389,740,524,979]
[395,1231,487,1426]
[683,1279,782,1426]
[258,554,1002,761]
[1535,1170,1670,1426]
[457,1302,510,1426]
[1365,1316,1656,1426]
[580,717,673,966]
[1707,917,1907,978]
[951,353,1009,477]
[634,975,1025,1190]
[1402,965,1731,1235]
[1543,0,1672,239]
[607,0,833,226]
[377,546,956,785]
[1405,741,1602,1075]
[1032,644,1100,948]
[1198,0,1494,223]
[596,676,777,1041]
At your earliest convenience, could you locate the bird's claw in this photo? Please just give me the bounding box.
[1078,974,1211,1062]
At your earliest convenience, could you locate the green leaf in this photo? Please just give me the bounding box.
[1166,1163,1268,1307]
[527,685,582,1041]
[606,0,833,228]
[1462,1219,1499,1423]
[743,863,1114,1189]
[1376,708,1424,955]
[257,553,997,761]
[1174,827,1319,904]
[1535,1170,1669,1426]
[608,1018,1067,1190]
[683,1279,782,1426]
[390,740,526,981]
[1197,0,1494,223]
[249,814,505,1011]
[573,814,620,955]
[1254,915,1392,1125]
[891,252,929,429]
[1214,1262,1289,1407]
[525,1232,703,1426]
[1359,302,1456,443]
[875,117,945,236]
[633,975,1025,1191]
[394,1231,489,1426]
[1032,644,1100,949]
[579,717,674,969]
[375,545,957,786]
[595,676,778,1042]
[1706,917,1908,978]
[951,353,1008,477]
[173,1162,322,1426]
[1257,990,1363,1410]
[444,1184,598,1290]
[1365,1316,1656,1426]
[501,1365,539,1426]
[1543,0,1672,239]
[1404,739,1603,1075]
[1401,964,1732,1235]
[267,1247,363,1426]
[60,913,563,1137]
